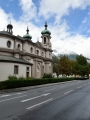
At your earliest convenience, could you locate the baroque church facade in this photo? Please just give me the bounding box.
[0,22,53,81]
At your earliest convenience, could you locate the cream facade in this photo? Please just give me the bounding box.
[0,22,53,81]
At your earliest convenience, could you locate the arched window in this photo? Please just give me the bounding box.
[49,53,51,58]
[18,44,21,49]
[44,37,46,44]
[42,52,44,56]
[30,47,33,53]
[37,50,39,55]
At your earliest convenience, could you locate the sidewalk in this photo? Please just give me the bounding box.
[0,80,78,94]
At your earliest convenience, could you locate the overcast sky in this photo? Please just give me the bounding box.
[0,0,90,58]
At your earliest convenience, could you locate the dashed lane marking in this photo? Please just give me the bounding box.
[64,90,73,95]
[26,98,53,110]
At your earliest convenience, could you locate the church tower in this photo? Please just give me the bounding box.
[41,22,53,75]
[41,22,52,49]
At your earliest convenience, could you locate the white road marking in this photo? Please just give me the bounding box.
[60,86,65,88]
[0,92,26,98]
[82,84,87,87]
[44,88,55,92]
[27,98,53,110]
[84,84,87,86]
[0,95,27,102]
[64,90,73,95]
[77,86,82,89]
[17,92,26,95]
[0,95,10,98]
[21,93,51,102]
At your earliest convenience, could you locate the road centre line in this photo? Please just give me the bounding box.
[44,88,55,92]
[0,95,27,103]
[64,90,73,95]
[21,93,51,102]
[0,92,26,98]
[26,98,53,110]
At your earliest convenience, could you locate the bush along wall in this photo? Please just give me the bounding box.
[0,76,89,90]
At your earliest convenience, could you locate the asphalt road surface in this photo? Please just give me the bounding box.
[0,79,90,120]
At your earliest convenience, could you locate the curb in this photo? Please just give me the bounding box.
[0,80,79,94]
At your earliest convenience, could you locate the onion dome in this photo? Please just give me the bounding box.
[23,27,32,40]
[41,22,51,36]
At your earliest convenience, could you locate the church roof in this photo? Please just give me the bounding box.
[41,29,51,35]
[0,55,32,65]
[0,31,14,36]
[23,34,32,39]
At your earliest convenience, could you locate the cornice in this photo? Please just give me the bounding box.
[0,48,53,62]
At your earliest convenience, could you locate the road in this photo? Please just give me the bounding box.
[0,79,90,120]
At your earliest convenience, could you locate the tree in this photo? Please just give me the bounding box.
[52,54,90,78]
[52,55,59,75]
[69,60,76,75]
[76,54,87,65]
[58,56,70,76]
[76,54,89,77]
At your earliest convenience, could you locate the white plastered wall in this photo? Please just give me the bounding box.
[45,62,52,74]
[0,62,31,81]
[15,41,22,51]
[0,37,14,49]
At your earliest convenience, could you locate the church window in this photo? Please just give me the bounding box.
[44,37,46,44]
[49,53,51,58]
[14,65,18,74]
[37,50,39,55]
[18,44,21,49]
[30,47,33,53]
[42,52,44,56]
[7,41,11,48]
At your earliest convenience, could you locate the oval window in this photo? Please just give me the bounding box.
[7,41,11,48]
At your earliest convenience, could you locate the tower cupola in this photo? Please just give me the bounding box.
[41,22,52,49]
[41,22,51,36]
[23,27,32,40]
[7,22,13,34]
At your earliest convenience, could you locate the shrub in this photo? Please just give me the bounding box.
[26,77,34,80]
[0,77,88,90]
[18,76,25,80]
[42,73,52,78]
[8,75,17,80]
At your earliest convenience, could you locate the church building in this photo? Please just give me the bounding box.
[0,22,53,81]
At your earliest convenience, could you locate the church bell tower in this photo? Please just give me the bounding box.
[41,22,52,49]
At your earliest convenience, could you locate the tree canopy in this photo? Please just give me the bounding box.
[52,54,90,77]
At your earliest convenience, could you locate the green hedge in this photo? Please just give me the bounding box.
[0,77,89,90]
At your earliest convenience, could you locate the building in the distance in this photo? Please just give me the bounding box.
[0,22,53,81]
